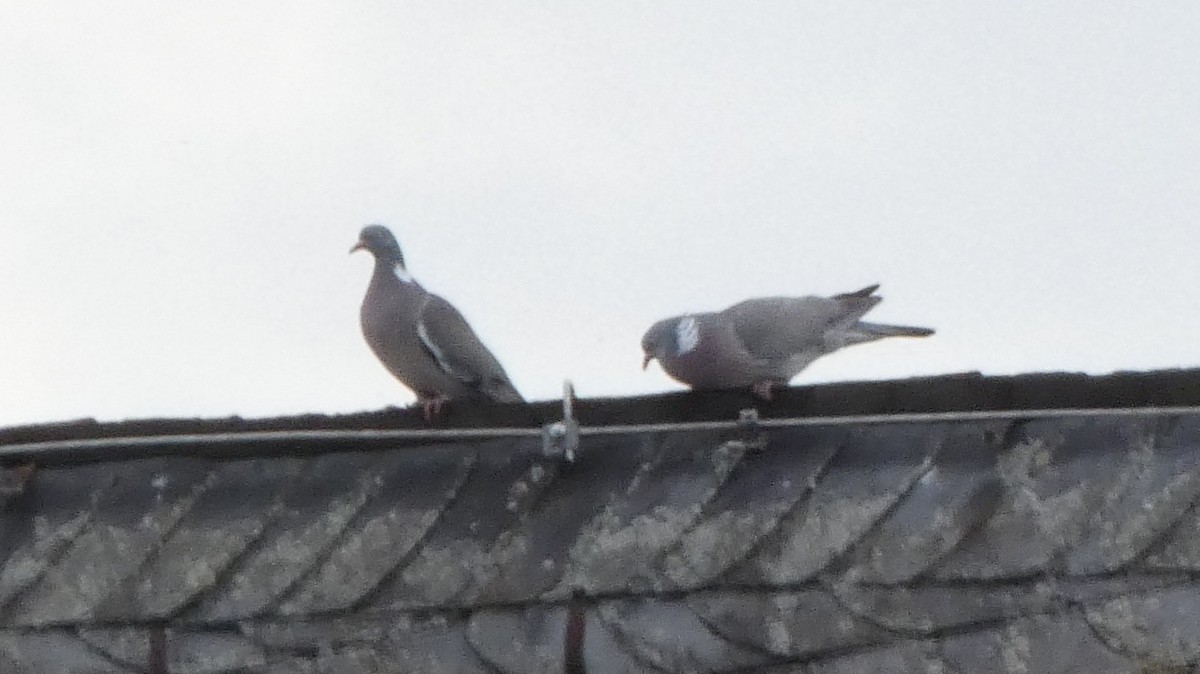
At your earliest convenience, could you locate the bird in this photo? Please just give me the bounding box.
[351,224,524,419]
[641,284,933,399]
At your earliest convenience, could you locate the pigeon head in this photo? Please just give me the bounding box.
[350,224,407,267]
[641,317,679,369]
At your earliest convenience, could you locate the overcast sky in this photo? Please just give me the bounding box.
[1,2,1197,426]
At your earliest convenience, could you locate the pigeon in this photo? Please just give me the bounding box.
[641,285,933,399]
[351,224,524,419]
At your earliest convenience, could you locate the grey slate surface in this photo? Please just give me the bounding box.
[2,370,1200,673]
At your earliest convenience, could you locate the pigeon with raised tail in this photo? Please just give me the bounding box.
[641,284,933,399]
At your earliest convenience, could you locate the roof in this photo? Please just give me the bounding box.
[2,369,1200,672]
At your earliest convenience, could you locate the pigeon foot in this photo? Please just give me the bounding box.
[419,395,450,422]
[752,381,779,401]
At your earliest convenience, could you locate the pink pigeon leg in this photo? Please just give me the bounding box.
[752,380,779,401]
[417,395,451,422]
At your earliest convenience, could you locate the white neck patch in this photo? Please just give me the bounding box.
[675,316,700,355]
[392,263,415,284]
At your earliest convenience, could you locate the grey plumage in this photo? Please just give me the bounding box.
[641,284,933,398]
[352,225,523,416]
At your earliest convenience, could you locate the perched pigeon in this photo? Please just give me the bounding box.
[641,285,933,399]
[351,225,524,419]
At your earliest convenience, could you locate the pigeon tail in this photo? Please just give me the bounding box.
[480,378,526,404]
[854,321,935,338]
[834,284,881,299]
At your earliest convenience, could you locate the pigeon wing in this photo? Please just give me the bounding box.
[723,293,881,360]
[416,294,525,403]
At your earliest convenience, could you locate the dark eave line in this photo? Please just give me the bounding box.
[2,405,1198,466]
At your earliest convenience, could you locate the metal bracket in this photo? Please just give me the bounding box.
[738,408,760,427]
[734,408,768,451]
[542,380,580,462]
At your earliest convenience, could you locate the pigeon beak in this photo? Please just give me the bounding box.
[642,354,653,370]
[349,241,366,254]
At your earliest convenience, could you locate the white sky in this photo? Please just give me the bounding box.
[1,2,1197,426]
